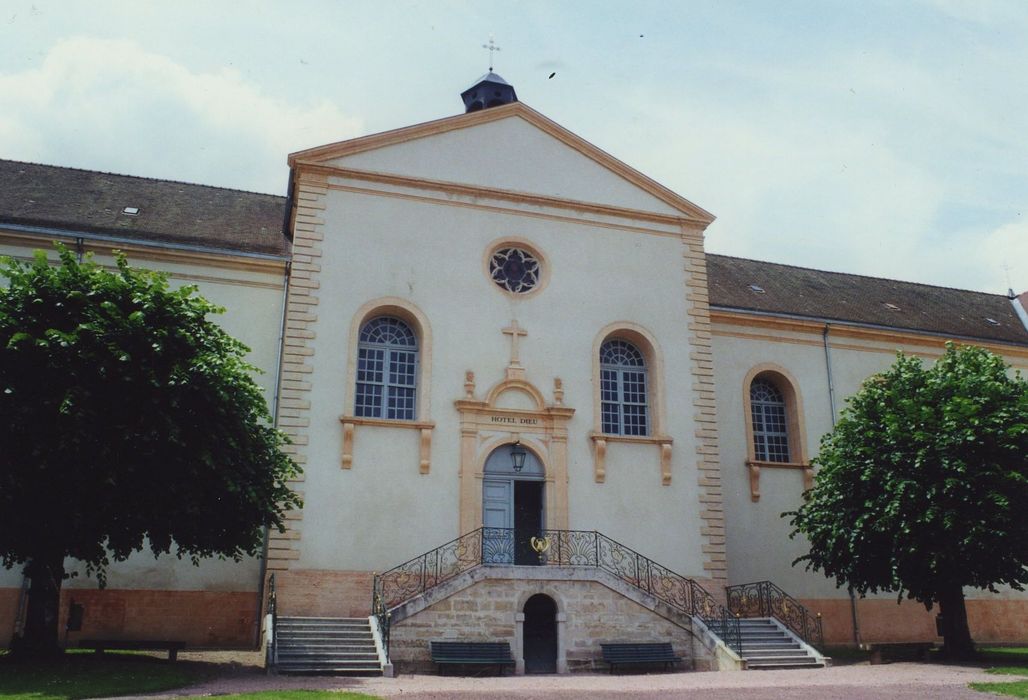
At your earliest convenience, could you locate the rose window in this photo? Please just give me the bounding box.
[489,247,541,294]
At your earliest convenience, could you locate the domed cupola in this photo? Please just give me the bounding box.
[461,38,517,113]
[461,71,518,113]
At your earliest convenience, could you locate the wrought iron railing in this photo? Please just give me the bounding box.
[265,573,277,671]
[371,589,391,663]
[371,528,741,656]
[725,580,823,649]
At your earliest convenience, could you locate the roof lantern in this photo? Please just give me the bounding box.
[461,72,518,113]
[462,37,517,113]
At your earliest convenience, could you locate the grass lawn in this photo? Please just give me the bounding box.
[0,651,209,700]
[969,647,1028,699]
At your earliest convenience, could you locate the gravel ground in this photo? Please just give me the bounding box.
[115,653,1019,700]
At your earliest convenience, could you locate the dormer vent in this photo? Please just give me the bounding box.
[748,284,766,294]
[883,302,900,311]
[122,206,140,216]
[985,317,1001,326]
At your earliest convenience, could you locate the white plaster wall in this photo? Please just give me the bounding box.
[0,238,285,592]
[326,115,684,216]
[715,324,1028,602]
[299,173,705,576]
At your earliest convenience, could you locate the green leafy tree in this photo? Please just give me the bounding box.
[788,344,1028,659]
[0,247,301,657]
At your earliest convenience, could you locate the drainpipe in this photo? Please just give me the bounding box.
[822,324,837,420]
[254,179,295,648]
[823,323,861,646]
[75,236,85,262]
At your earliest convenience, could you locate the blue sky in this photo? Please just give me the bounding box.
[3,1,1027,294]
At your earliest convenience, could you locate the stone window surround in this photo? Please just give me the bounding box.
[741,363,811,501]
[589,322,673,485]
[340,297,434,473]
[482,236,551,300]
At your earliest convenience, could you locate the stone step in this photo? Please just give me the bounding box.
[275,624,372,629]
[742,646,803,654]
[277,645,378,653]
[272,615,381,676]
[275,616,368,620]
[276,663,383,675]
[748,660,825,670]
[278,652,379,662]
[741,647,807,657]
[278,621,370,629]
[278,643,377,650]
[277,630,372,635]
[279,639,374,647]
[278,629,372,637]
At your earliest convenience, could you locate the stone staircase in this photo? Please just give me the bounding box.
[274,616,383,675]
[737,618,825,670]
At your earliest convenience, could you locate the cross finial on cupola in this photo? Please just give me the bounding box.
[483,34,501,72]
[461,36,518,113]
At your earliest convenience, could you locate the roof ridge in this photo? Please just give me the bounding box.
[0,158,287,201]
[706,252,1012,300]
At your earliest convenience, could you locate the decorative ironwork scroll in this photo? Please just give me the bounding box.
[371,528,744,659]
[726,579,823,649]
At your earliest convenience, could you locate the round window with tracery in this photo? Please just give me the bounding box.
[489,247,541,294]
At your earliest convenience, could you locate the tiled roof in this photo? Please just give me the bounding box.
[3,159,1024,346]
[0,159,289,257]
[707,254,1028,345]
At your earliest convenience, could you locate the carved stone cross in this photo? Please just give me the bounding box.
[502,320,527,368]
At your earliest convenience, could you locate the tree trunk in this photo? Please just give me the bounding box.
[937,584,975,660]
[13,555,65,658]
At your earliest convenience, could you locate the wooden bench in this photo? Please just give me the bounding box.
[80,639,186,661]
[601,642,682,673]
[430,641,515,675]
[861,642,935,664]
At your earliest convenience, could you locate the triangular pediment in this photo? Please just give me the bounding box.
[288,103,714,224]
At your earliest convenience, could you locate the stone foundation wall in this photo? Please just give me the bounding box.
[808,597,1028,646]
[2,587,258,649]
[273,569,374,617]
[0,587,19,647]
[390,575,697,673]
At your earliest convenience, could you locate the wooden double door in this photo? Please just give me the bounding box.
[482,444,545,565]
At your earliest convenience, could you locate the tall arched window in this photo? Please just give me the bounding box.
[750,377,789,462]
[599,339,648,436]
[355,316,418,420]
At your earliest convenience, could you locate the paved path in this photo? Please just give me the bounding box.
[126,659,1018,699]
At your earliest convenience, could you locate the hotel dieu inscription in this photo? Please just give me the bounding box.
[489,415,539,426]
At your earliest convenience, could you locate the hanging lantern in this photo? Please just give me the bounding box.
[510,441,527,472]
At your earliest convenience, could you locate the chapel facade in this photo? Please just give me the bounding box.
[1,73,1026,673]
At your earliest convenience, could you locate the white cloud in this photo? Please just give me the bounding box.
[953,219,1028,294]
[621,93,945,284]
[587,39,1028,295]
[0,37,363,192]
[917,0,1028,27]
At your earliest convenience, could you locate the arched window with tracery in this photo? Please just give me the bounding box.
[749,377,789,462]
[599,339,648,436]
[355,316,418,420]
